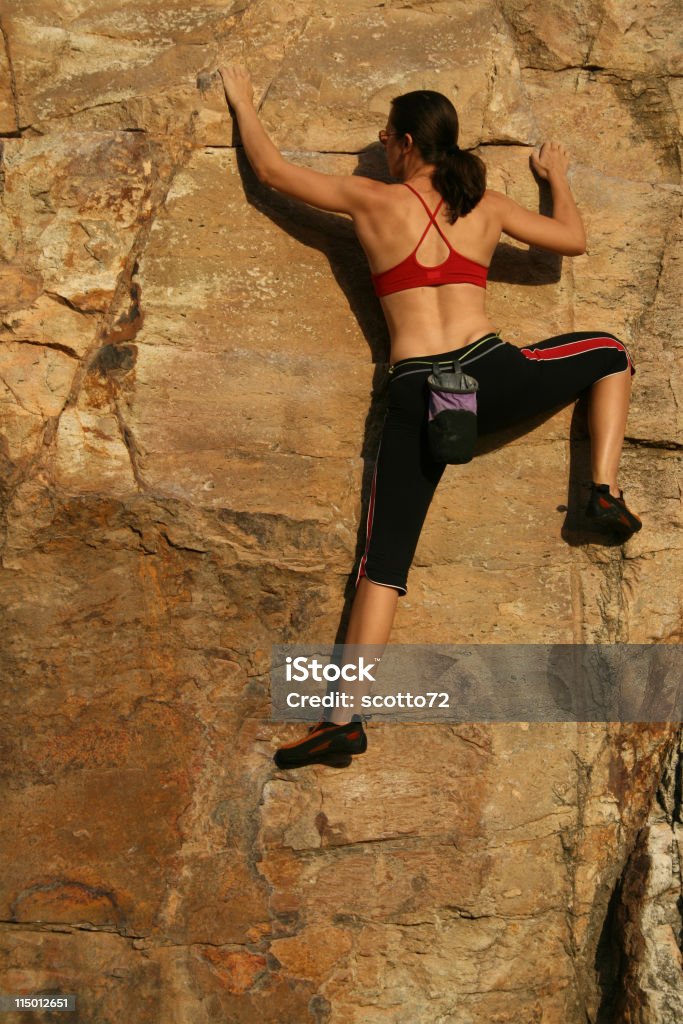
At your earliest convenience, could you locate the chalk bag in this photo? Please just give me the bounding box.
[426,360,479,464]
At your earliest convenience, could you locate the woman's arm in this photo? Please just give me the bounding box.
[218,65,377,215]
[490,142,587,256]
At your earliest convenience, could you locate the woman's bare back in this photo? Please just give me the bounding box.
[353,183,503,362]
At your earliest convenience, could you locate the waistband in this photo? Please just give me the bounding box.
[388,332,501,378]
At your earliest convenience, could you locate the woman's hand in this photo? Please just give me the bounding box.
[213,60,377,216]
[218,65,255,110]
[530,141,571,181]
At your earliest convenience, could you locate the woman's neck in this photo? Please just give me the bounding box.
[401,163,436,189]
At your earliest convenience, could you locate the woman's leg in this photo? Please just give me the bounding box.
[274,349,457,763]
[326,364,443,723]
[471,330,640,534]
[326,577,399,724]
[587,368,632,496]
[345,577,400,646]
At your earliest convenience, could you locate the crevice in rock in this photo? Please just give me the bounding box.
[19,99,136,132]
[442,904,493,921]
[619,78,682,185]
[599,547,629,643]
[82,279,142,396]
[583,4,608,70]
[0,139,193,527]
[594,729,683,1022]
[655,729,683,961]
[158,530,208,554]
[665,82,683,179]
[633,204,682,361]
[477,139,533,148]
[43,290,100,316]
[0,370,32,414]
[112,398,146,494]
[521,63,645,83]
[594,847,647,1023]
[644,236,669,315]
[561,752,592,966]
[0,15,20,133]
[481,49,497,144]
[624,436,683,451]
[41,138,194,476]
[0,336,81,359]
[9,879,133,935]
[520,62,681,183]
[212,141,536,156]
[193,4,258,95]
[0,919,147,942]
[255,9,313,106]
[197,2,309,150]
[494,0,520,67]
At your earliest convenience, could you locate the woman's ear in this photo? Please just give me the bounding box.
[402,133,414,153]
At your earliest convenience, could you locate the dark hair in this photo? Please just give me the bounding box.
[389,90,486,223]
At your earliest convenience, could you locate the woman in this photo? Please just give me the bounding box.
[218,66,641,769]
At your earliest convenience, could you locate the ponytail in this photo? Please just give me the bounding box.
[389,91,487,223]
[432,145,486,223]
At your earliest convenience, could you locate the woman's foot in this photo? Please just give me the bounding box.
[585,482,642,538]
[273,719,367,769]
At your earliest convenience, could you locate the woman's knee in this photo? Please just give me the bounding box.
[600,333,635,375]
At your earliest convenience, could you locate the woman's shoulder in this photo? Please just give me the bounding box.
[352,177,408,197]
[348,177,418,214]
[479,188,507,208]
[474,188,512,224]
[341,174,394,204]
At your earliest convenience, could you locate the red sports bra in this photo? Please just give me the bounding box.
[371,183,488,297]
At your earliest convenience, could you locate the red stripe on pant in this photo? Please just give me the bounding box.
[356,445,380,587]
[520,336,635,373]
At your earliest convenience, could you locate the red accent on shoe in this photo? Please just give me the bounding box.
[308,740,333,754]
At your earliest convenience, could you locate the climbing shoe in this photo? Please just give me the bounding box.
[585,483,642,538]
[274,719,367,770]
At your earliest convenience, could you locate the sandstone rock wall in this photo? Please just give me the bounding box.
[0,1,681,1021]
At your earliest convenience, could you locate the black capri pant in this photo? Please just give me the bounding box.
[356,330,635,595]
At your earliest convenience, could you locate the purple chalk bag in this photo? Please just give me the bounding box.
[426,360,479,464]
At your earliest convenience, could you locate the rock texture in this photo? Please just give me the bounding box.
[0,1,681,1022]
[601,730,683,1023]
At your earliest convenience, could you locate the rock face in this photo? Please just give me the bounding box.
[603,731,683,1023]
[0,1,681,1022]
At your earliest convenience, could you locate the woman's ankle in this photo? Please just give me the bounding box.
[593,479,621,499]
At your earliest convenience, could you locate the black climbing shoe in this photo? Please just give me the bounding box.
[274,719,367,769]
[585,483,642,539]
